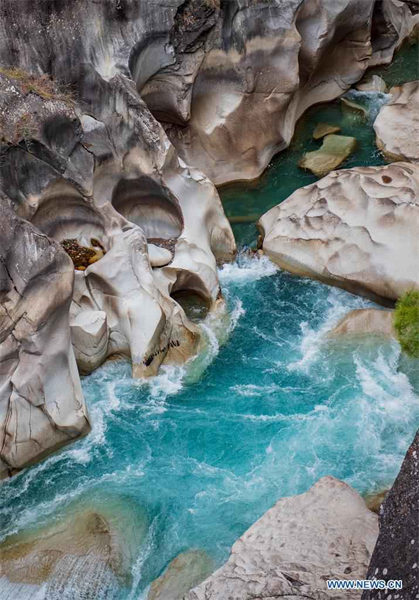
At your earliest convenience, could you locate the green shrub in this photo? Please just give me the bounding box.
[394,290,419,358]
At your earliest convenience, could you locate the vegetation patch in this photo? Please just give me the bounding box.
[394,290,419,358]
[0,67,74,104]
[61,238,105,271]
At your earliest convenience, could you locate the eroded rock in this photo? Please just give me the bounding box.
[0,200,90,478]
[313,123,341,140]
[259,162,419,304]
[187,476,378,600]
[374,80,419,163]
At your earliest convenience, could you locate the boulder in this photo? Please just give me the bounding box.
[313,123,341,140]
[259,162,419,305]
[328,309,395,338]
[374,80,419,163]
[363,430,419,600]
[299,134,357,177]
[148,550,214,600]
[187,476,378,600]
[356,75,388,93]
[148,243,173,267]
[0,200,90,478]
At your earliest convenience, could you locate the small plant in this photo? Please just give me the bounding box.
[0,67,74,104]
[394,290,419,358]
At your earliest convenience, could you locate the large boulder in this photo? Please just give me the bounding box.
[0,200,90,479]
[328,309,395,339]
[363,430,419,600]
[374,80,419,163]
[187,476,378,600]
[259,162,419,305]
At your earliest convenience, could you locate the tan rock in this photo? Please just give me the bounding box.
[187,477,378,600]
[259,162,419,304]
[356,75,387,93]
[328,308,395,338]
[148,550,214,600]
[374,80,419,163]
[312,122,341,140]
[299,134,357,177]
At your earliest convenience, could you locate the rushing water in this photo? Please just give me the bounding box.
[0,43,418,600]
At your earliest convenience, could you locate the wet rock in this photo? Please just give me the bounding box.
[328,309,395,338]
[299,134,357,177]
[0,494,147,598]
[363,430,419,600]
[374,80,419,163]
[259,162,419,304]
[187,476,378,600]
[148,550,214,600]
[356,75,388,93]
[364,490,389,514]
[312,123,341,140]
[0,199,90,478]
[341,95,369,117]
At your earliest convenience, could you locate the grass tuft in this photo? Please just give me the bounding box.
[394,290,419,358]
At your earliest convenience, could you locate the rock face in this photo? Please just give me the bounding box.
[0,0,236,473]
[259,162,419,305]
[158,0,417,184]
[299,134,357,177]
[0,200,90,479]
[363,430,419,600]
[328,309,395,338]
[374,80,419,163]
[187,476,378,600]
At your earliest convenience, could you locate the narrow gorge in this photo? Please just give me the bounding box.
[0,1,418,599]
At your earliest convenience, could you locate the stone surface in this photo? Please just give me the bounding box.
[328,309,395,338]
[259,162,419,305]
[299,134,357,177]
[313,123,341,140]
[356,75,388,93]
[363,430,419,600]
[0,494,147,598]
[0,200,90,479]
[70,311,109,375]
[374,80,419,163]
[187,476,378,600]
[141,0,416,184]
[148,550,214,600]
[148,243,173,267]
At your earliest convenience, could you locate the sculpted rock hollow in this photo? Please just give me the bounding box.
[259,162,419,305]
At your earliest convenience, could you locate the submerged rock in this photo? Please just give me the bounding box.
[328,309,395,339]
[148,550,214,600]
[356,75,387,93]
[299,134,357,177]
[312,122,341,140]
[259,162,419,305]
[341,96,369,117]
[0,494,147,598]
[374,80,419,163]
[187,476,378,600]
[363,430,419,600]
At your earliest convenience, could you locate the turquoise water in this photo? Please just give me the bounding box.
[1,257,418,598]
[0,41,418,599]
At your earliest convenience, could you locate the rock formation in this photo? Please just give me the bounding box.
[187,476,378,600]
[259,162,419,305]
[374,80,419,163]
[328,309,395,338]
[362,430,419,600]
[0,200,90,479]
[148,550,214,600]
